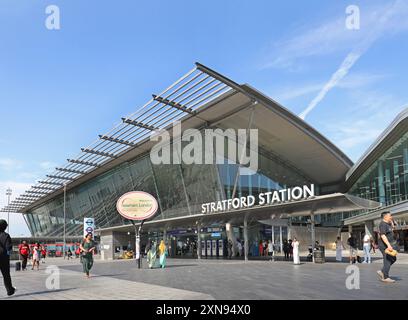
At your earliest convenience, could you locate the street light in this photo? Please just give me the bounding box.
[6,188,12,233]
[63,183,67,259]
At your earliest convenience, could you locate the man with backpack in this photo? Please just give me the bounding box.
[0,219,16,296]
[19,240,30,270]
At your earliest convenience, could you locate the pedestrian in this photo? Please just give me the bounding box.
[370,238,376,254]
[335,236,345,262]
[32,243,41,270]
[283,239,289,260]
[347,234,357,264]
[263,240,268,257]
[363,233,372,264]
[75,246,81,258]
[237,240,243,257]
[147,241,157,268]
[227,240,233,259]
[19,240,30,271]
[67,248,73,260]
[377,211,398,283]
[0,219,16,296]
[41,247,47,263]
[267,240,274,261]
[79,232,97,278]
[288,239,293,260]
[292,237,300,265]
[258,240,263,257]
[158,240,167,268]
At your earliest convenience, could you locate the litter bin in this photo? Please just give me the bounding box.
[15,261,21,271]
[313,245,325,263]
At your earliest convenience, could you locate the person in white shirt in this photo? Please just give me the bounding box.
[335,236,345,262]
[363,233,372,263]
[292,238,300,265]
[267,240,274,261]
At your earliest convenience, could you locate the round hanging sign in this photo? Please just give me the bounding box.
[116,191,158,221]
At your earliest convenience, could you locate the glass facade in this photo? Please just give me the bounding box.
[25,126,318,237]
[349,131,408,205]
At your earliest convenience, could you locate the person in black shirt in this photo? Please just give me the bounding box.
[0,219,16,296]
[377,211,397,283]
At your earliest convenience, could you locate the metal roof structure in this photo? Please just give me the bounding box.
[0,63,246,213]
[1,62,354,215]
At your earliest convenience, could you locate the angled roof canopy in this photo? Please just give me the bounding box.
[1,63,354,214]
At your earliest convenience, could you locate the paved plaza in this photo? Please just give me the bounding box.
[2,252,408,300]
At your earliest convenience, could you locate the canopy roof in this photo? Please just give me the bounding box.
[2,63,353,214]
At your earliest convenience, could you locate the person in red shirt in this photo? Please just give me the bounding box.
[18,241,30,271]
[41,247,47,264]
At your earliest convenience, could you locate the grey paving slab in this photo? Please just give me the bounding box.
[2,254,407,300]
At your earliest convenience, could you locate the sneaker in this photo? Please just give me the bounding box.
[382,278,396,283]
[377,270,384,280]
[7,287,16,296]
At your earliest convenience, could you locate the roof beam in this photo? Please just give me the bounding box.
[99,135,136,147]
[46,175,74,181]
[81,148,117,159]
[67,159,100,167]
[56,167,87,175]
[152,95,196,114]
[32,186,58,191]
[37,181,64,186]
[122,118,158,131]
[17,196,41,200]
[26,191,49,195]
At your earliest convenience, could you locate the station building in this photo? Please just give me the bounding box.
[2,63,407,260]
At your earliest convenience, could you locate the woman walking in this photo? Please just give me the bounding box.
[147,241,157,269]
[32,243,41,270]
[79,233,96,278]
[292,238,300,265]
[158,240,167,268]
[335,236,345,262]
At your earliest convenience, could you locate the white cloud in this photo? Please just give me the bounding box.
[262,1,408,70]
[271,72,388,103]
[0,181,32,237]
[322,90,408,161]
[39,161,57,171]
[0,158,23,171]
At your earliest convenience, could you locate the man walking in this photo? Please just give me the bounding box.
[363,232,372,263]
[227,240,233,259]
[0,219,16,296]
[19,240,30,270]
[377,211,397,283]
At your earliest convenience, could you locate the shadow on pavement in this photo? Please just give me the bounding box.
[6,288,77,299]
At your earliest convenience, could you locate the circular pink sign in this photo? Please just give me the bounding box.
[116,191,158,221]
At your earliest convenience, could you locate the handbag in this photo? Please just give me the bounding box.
[385,248,398,257]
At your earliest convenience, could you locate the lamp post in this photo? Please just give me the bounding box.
[6,188,12,233]
[63,183,67,259]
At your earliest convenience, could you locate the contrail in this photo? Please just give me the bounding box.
[299,0,402,120]
[299,50,362,120]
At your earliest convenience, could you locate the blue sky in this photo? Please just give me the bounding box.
[1,0,407,236]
